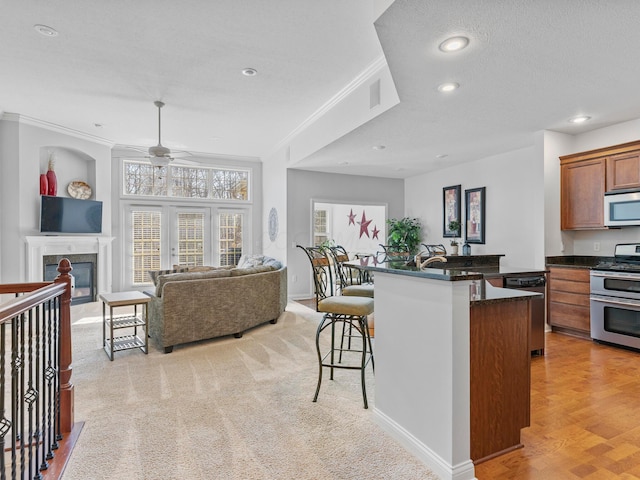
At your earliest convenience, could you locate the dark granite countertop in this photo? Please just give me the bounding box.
[545,255,614,268]
[346,260,542,306]
[470,281,542,306]
[353,260,484,282]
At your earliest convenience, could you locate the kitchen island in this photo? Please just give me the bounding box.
[358,261,540,480]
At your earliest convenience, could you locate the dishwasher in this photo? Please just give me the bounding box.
[503,275,546,356]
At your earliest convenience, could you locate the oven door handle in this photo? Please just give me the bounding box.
[590,295,640,308]
[591,271,640,280]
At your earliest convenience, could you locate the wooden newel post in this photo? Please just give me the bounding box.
[54,258,74,433]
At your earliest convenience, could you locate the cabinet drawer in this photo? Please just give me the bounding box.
[548,267,590,282]
[549,290,590,307]
[548,302,590,332]
[548,278,590,295]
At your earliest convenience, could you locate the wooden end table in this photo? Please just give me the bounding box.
[99,291,151,361]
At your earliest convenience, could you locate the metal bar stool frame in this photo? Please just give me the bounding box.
[297,245,375,408]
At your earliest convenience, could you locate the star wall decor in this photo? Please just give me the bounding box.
[348,209,356,225]
[372,225,380,239]
[358,211,372,238]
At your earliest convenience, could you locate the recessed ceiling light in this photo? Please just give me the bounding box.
[34,24,58,37]
[568,115,591,124]
[438,82,460,93]
[242,68,257,76]
[94,123,103,128]
[439,36,469,53]
[436,154,448,159]
[373,145,386,150]
[339,161,349,165]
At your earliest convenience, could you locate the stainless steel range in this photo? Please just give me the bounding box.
[591,243,640,350]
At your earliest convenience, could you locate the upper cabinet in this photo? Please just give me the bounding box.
[606,150,640,191]
[560,140,640,230]
[560,157,605,230]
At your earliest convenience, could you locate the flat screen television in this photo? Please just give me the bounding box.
[40,195,103,234]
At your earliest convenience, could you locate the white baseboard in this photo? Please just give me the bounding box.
[373,408,477,480]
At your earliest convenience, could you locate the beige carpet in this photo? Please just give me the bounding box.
[61,301,439,480]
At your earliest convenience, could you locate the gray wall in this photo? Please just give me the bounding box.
[287,168,404,298]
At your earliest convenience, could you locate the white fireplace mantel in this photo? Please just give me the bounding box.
[25,236,114,295]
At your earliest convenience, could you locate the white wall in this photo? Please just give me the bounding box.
[287,169,404,298]
[0,120,19,283]
[406,144,545,268]
[262,146,289,265]
[0,116,112,283]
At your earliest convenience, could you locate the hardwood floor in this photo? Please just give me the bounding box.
[294,299,640,478]
[475,332,640,479]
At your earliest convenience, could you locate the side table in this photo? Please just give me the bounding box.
[99,291,151,361]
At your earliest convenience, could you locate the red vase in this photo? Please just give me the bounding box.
[46,165,57,196]
[39,174,48,195]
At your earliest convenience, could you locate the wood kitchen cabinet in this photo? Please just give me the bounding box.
[560,139,640,230]
[560,156,605,230]
[606,150,640,191]
[547,266,590,337]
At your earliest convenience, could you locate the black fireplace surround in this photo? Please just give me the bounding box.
[43,254,97,304]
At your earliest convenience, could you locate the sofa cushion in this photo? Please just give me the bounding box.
[229,265,276,277]
[172,265,217,273]
[156,269,232,296]
[148,267,188,286]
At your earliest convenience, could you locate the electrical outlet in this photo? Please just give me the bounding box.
[292,275,298,283]
[594,242,601,252]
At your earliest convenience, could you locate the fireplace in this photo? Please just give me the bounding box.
[25,235,115,298]
[44,254,97,304]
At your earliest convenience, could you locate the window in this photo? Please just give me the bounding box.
[131,210,161,284]
[177,212,204,266]
[219,213,243,266]
[123,161,249,201]
[124,163,167,196]
[314,209,328,246]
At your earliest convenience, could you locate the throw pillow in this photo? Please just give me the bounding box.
[236,254,265,269]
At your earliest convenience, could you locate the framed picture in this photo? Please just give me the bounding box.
[465,187,485,244]
[443,185,461,237]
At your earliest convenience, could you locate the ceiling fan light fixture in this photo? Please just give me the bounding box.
[149,156,171,168]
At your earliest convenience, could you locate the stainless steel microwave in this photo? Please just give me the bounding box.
[604,189,640,226]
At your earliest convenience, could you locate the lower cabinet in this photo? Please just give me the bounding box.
[470,298,531,463]
[548,267,591,337]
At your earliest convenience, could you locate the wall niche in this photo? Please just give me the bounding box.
[39,146,97,199]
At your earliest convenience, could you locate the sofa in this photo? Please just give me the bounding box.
[146,259,287,353]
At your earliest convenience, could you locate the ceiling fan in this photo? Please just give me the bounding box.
[127,100,192,167]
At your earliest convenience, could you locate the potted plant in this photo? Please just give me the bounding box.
[449,239,459,255]
[447,221,461,255]
[386,217,422,254]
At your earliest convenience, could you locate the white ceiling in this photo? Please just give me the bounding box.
[3,1,640,178]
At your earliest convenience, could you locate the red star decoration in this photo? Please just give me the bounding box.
[357,211,372,238]
[348,209,356,225]
[372,225,380,240]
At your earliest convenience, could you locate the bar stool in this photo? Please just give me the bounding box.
[326,245,374,298]
[297,245,375,408]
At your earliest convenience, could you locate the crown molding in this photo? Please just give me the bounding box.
[272,54,388,155]
[0,112,114,147]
